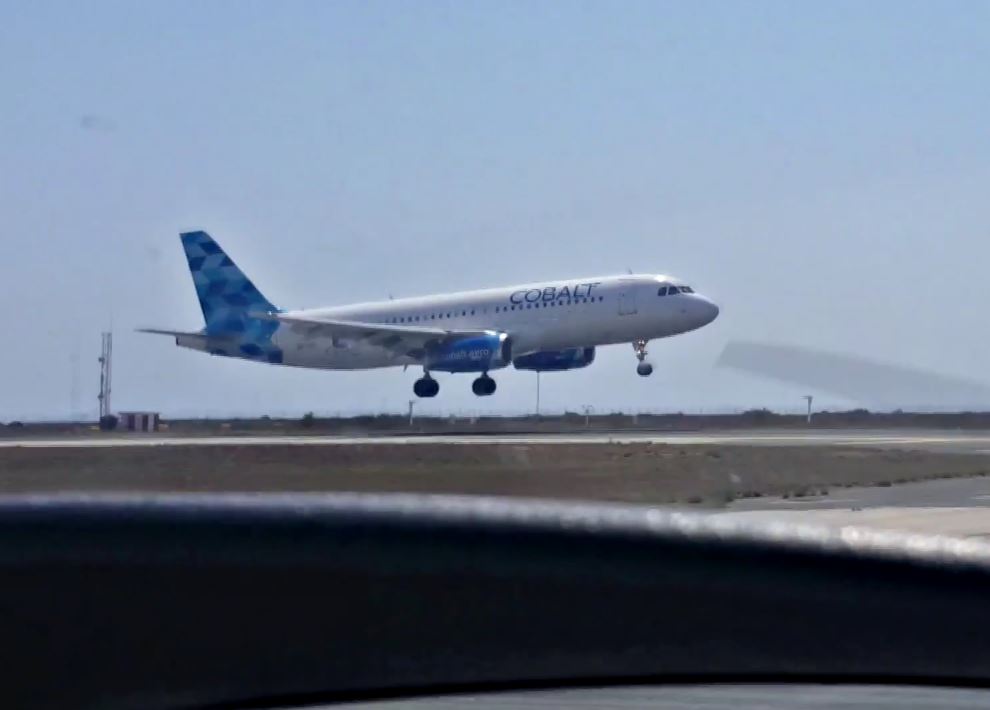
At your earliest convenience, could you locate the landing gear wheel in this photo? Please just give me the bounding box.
[472,375,497,396]
[413,376,439,398]
[632,339,652,376]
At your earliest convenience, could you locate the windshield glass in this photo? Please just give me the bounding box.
[3,5,989,704]
[4,0,988,545]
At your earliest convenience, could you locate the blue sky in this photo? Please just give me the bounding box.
[2,1,989,419]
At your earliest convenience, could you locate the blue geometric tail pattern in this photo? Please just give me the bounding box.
[180,230,283,364]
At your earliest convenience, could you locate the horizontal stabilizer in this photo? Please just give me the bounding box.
[138,328,205,338]
[137,328,236,346]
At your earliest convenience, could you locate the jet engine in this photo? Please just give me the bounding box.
[426,333,512,373]
[513,347,595,372]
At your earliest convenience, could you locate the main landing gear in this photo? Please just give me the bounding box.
[472,374,497,396]
[414,373,497,398]
[413,372,495,397]
[413,374,439,398]
[633,339,653,377]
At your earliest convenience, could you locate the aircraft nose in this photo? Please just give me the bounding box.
[698,296,719,325]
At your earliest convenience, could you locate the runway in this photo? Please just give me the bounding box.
[721,471,990,538]
[5,428,990,452]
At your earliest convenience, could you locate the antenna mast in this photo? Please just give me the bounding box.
[98,332,113,422]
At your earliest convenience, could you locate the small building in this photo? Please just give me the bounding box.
[118,411,160,433]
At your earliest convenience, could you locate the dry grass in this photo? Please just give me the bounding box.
[0,443,987,506]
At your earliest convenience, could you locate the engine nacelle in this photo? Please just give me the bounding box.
[426,333,512,373]
[513,347,595,372]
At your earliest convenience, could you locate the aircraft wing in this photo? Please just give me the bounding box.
[254,312,494,358]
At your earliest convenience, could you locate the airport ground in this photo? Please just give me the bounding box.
[0,435,986,504]
[6,426,990,537]
[11,410,990,437]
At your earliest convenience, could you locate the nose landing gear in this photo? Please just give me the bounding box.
[472,374,497,396]
[413,374,439,398]
[633,339,653,377]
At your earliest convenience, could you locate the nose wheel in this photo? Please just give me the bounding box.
[413,374,439,398]
[633,339,653,377]
[472,374,497,396]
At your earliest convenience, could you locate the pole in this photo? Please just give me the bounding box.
[98,353,105,420]
[536,372,541,417]
[98,332,112,421]
[106,332,112,416]
[803,395,813,424]
[408,400,416,427]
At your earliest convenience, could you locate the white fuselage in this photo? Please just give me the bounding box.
[244,274,718,370]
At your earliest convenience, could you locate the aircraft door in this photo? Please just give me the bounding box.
[617,282,638,316]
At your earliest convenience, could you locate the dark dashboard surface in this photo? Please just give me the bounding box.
[3,494,990,709]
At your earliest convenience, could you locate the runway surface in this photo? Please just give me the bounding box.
[722,473,990,538]
[6,428,990,452]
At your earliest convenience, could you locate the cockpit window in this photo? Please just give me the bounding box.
[661,285,693,295]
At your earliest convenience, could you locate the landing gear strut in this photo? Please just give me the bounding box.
[413,374,439,398]
[633,339,653,377]
[472,374,497,396]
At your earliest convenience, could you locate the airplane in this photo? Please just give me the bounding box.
[141,231,719,398]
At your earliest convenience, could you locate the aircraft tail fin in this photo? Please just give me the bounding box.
[179,231,278,333]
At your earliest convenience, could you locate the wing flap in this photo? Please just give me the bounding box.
[253,312,493,355]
